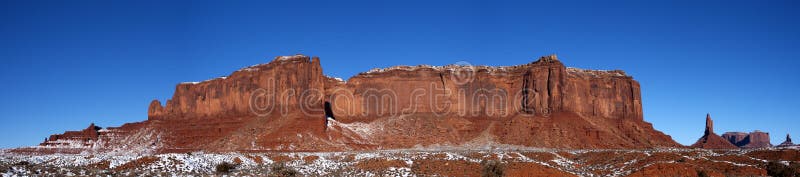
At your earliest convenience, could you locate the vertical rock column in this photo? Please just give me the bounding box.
[705,113,714,136]
[521,55,565,117]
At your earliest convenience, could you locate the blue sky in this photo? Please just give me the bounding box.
[1,0,798,148]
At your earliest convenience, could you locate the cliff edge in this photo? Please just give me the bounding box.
[22,54,680,153]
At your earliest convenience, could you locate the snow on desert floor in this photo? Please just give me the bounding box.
[1,148,798,176]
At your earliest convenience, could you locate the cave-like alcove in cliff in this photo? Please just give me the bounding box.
[324,101,335,120]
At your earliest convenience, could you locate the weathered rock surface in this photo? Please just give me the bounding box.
[690,114,738,149]
[23,54,680,153]
[145,55,329,152]
[722,131,772,148]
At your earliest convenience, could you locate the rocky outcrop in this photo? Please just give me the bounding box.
[722,131,772,148]
[743,131,772,148]
[777,134,796,148]
[722,132,748,146]
[691,114,738,149]
[27,54,680,153]
[39,123,101,147]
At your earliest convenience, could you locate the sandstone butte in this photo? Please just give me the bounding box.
[690,114,738,149]
[19,54,685,154]
[777,133,796,148]
[722,130,772,148]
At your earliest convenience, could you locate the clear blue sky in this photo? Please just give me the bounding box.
[1,0,798,148]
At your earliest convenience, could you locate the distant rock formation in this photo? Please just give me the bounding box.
[19,54,681,153]
[691,114,738,149]
[722,131,772,148]
[721,132,747,145]
[777,133,796,148]
[39,123,101,147]
[10,122,148,154]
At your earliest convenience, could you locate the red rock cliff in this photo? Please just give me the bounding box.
[723,131,772,148]
[28,54,680,153]
[145,55,329,152]
[325,55,672,148]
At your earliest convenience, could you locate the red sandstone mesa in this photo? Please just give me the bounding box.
[722,131,772,148]
[25,54,680,153]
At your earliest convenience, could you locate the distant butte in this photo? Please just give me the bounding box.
[690,114,738,149]
[777,133,797,148]
[722,131,772,148]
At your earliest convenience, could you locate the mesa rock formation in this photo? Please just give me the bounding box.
[22,54,680,153]
[690,114,738,149]
[722,131,772,148]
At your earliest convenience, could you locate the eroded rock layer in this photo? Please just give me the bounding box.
[24,54,680,153]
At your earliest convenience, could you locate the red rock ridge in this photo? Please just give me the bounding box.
[24,54,681,153]
[39,123,101,147]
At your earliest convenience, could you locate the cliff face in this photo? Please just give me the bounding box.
[332,55,641,122]
[146,55,330,152]
[722,132,748,146]
[325,55,672,148]
[742,131,772,148]
[331,56,566,121]
[148,55,326,120]
[723,131,772,148]
[27,54,680,153]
